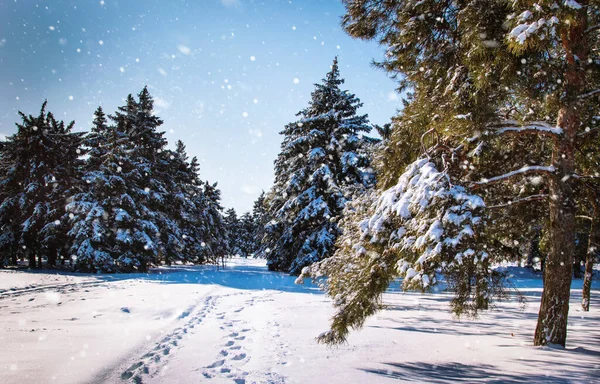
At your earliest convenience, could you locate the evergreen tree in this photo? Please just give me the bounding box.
[224,208,241,256]
[67,89,170,272]
[260,58,375,274]
[238,212,256,257]
[0,102,84,268]
[165,141,206,264]
[251,191,269,253]
[309,0,600,347]
[199,181,228,263]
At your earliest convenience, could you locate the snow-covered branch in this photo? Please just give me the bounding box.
[572,173,600,179]
[585,25,600,35]
[472,165,555,188]
[578,127,600,138]
[489,120,562,138]
[579,89,600,99]
[487,194,548,209]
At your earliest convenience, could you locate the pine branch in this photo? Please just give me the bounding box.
[471,165,555,188]
[572,173,600,179]
[487,194,548,209]
[584,24,600,35]
[578,89,600,99]
[578,127,600,138]
[488,120,562,138]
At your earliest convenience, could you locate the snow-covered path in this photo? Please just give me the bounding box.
[1,258,599,384]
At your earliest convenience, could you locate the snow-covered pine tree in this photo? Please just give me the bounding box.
[67,90,168,272]
[0,102,84,268]
[260,57,374,274]
[251,191,269,255]
[162,140,206,264]
[129,87,186,267]
[298,158,503,344]
[199,181,228,264]
[238,212,256,257]
[321,0,600,347]
[224,208,241,256]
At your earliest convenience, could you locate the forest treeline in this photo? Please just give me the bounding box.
[0,88,266,272]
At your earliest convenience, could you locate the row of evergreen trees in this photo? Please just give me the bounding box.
[0,88,237,272]
[224,192,269,258]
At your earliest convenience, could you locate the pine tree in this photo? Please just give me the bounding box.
[238,212,256,257]
[199,181,228,263]
[224,208,241,256]
[317,0,600,347]
[164,141,206,264]
[0,102,84,268]
[260,57,374,274]
[67,89,170,272]
[251,191,269,253]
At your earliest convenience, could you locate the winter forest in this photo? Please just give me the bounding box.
[1,1,599,383]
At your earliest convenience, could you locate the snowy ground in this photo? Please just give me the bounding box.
[0,258,598,384]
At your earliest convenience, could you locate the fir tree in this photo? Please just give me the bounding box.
[260,57,374,274]
[67,89,169,272]
[0,102,84,268]
[199,181,228,263]
[238,212,256,257]
[224,208,241,256]
[251,191,269,257]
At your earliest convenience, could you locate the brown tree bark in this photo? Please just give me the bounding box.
[27,249,36,269]
[533,6,587,347]
[533,109,576,346]
[583,207,598,312]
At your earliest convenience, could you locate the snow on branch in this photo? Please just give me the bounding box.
[488,120,562,138]
[487,194,548,209]
[579,89,600,99]
[578,127,600,138]
[585,25,600,35]
[472,165,555,188]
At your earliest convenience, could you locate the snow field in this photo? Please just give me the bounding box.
[0,257,598,384]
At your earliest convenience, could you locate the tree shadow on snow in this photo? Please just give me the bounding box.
[359,361,583,383]
[0,261,323,295]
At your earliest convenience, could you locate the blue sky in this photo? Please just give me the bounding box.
[0,0,399,213]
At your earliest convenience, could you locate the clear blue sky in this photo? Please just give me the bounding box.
[0,0,399,213]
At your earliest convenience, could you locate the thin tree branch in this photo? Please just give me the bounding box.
[471,165,555,188]
[585,24,600,35]
[487,194,548,209]
[578,127,600,138]
[488,120,562,138]
[579,89,600,99]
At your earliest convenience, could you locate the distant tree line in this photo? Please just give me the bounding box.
[0,87,263,272]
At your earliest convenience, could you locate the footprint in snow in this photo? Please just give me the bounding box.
[206,360,225,368]
[231,353,246,361]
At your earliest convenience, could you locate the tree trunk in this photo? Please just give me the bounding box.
[533,4,588,348]
[27,249,36,269]
[37,253,43,269]
[534,143,575,346]
[47,247,57,268]
[582,208,598,311]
